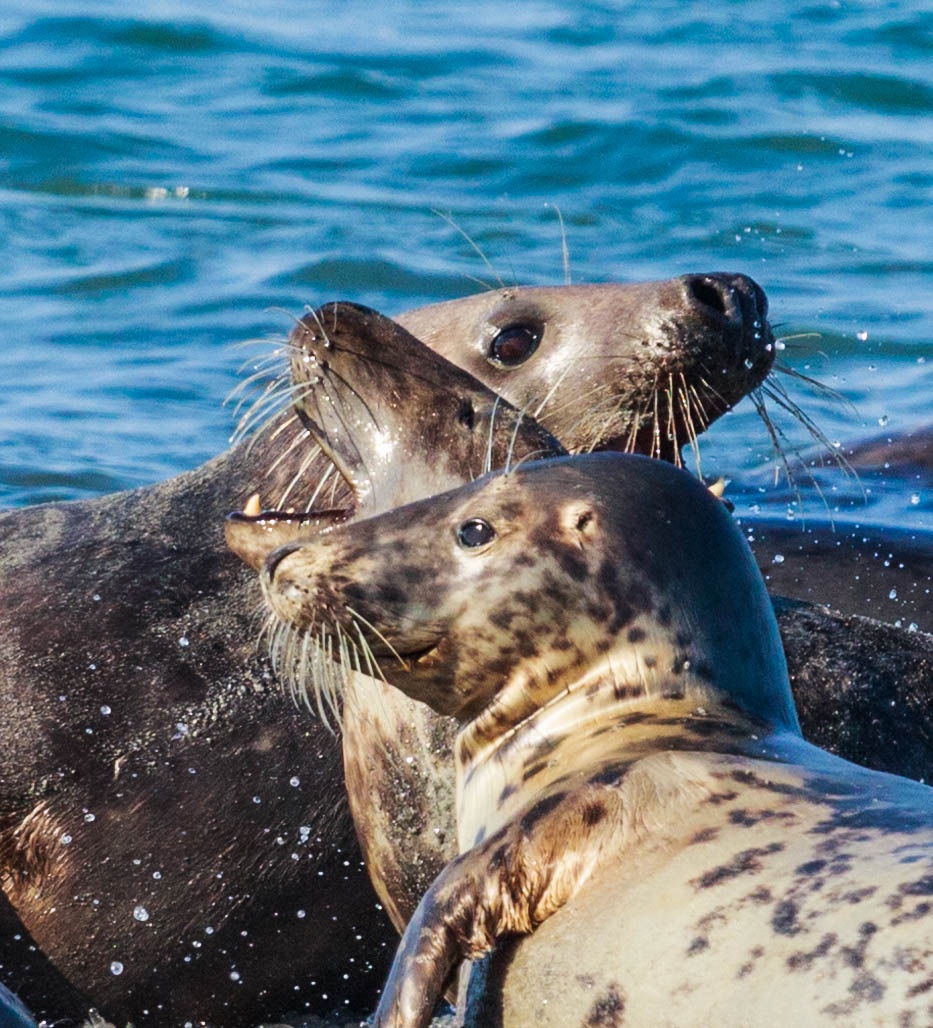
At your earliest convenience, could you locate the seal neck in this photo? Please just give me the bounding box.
[455,672,780,850]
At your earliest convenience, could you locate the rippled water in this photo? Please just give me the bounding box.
[1,0,930,529]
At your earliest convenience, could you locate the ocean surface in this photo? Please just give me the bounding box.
[1,0,930,530]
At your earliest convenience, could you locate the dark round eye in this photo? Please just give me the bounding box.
[488,323,541,367]
[457,518,496,549]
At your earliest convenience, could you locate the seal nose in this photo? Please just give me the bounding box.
[682,273,769,328]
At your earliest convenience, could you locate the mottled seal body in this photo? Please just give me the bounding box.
[259,454,933,1027]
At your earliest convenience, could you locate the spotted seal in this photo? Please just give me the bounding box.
[259,453,933,1027]
[1,275,770,1026]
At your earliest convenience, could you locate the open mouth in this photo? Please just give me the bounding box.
[225,489,353,572]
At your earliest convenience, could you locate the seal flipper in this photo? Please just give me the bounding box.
[373,782,627,1028]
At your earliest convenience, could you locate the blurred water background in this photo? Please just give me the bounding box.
[0,0,930,529]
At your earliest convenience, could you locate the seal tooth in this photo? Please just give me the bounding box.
[243,493,262,517]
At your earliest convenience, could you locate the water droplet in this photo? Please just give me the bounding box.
[205,926,214,935]
[888,589,897,600]
[153,871,162,880]
[743,358,754,369]
[297,909,306,919]
[88,663,97,671]
[110,961,124,976]
[877,415,888,427]
[289,776,300,787]
[910,493,920,506]
[772,554,785,564]
[100,705,111,716]
[856,330,868,341]
[252,795,261,804]
[908,623,919,634]
[61,833,72,845]
[84,813,96,823]
[230,971,241,982]
[178,636,190,648]
[133,905,149,922]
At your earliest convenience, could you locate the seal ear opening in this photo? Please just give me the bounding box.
[563,502,598,547]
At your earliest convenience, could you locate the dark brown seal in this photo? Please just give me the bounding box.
[257,453,933,1027]
[3,275,768,1026]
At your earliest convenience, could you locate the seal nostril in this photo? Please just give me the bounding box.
[265,542,302,583]
[687,277,730,319]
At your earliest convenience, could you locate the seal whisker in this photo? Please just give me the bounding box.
[432,209,506,290]
[344,606,411,671]
[484,395,503,476]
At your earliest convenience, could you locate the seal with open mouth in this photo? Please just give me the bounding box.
[259,453,933,1028]
[4,274,774,1026]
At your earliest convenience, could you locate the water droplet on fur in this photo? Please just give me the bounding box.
[133,906,149,922]
[230,971,241,982]
[178,636,189,648]
[889,588,897,600]
[100,705,111,715]
[772,554,785,564]
[910,493,920,505]
[84,813,96,823]
[289,776,300,787]
[908,623,919,633]
[110,962,124,976]
[877,415,889,427]
[856,330,868,341]
[61,833,72,845]
[297,909,306,919]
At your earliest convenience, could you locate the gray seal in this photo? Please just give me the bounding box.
[258,453,933,1027]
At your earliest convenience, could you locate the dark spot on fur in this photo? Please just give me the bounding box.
[796,859,827,876]
[901,875,933,897]
[489,607,515,631]
[582,801,607,827]
[692,843,784,890]
[690,826,719,845]
[498,783,518,806]
[907,977,933,998]
[657,603,672,626]
[771,899,801,936]
[687,936,708,955]
[787,933,837,972]
[627,627,645,643]
[555,544,588,583]
[642,655,657,669]
[737,945,765,979]
[519,792,567,834]
[584,983,626,1027]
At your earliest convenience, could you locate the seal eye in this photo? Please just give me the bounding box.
[457,518,496,549]
[488,323,541,367]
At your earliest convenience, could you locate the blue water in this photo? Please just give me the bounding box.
[1,0,930,528]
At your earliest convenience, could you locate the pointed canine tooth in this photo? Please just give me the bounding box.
[707,477,729,499]
[243,493,262,517]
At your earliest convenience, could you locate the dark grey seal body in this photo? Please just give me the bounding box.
[258,453,933,1027]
